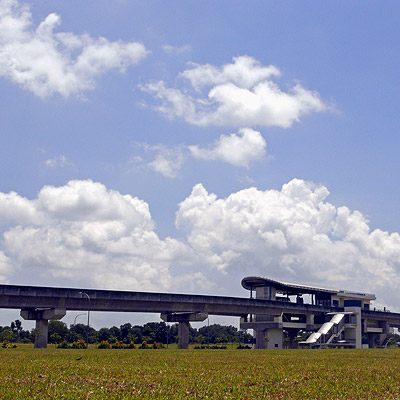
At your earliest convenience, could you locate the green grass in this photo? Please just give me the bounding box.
[1,347,399,399]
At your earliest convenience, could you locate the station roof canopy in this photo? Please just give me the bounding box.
[241,276,375,300]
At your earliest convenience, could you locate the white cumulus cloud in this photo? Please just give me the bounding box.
[0,251,12,282]
[189,128,266,168]
[0,180,207,291]
[141,55,327,128]
[0,190,39,224]
[1,178,400,309]
[176,179,400,308]
[0,0,148,97]
[134,129,266,179]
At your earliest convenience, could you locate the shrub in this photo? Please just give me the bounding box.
[139,340,150,349]
[97,340,111,349]
[71,340,86,349]
[194,345,227,350]
[127,341,136,349]
[57,340,70,349]
[237,344,252,349]
[112,340,126,349]
[1,341,17,348]
[108,336,117,344]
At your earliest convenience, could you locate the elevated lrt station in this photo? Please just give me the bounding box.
[240,276,400,349]
[0,277,400,349]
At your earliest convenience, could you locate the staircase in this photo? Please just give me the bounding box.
[300,313,345,347]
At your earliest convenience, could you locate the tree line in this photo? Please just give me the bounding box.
[2,319,399,348]
[0,319,254,345]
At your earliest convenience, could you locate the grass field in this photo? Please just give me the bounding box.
[1,346,399,399]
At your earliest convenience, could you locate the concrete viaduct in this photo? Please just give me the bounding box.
[0,283,335,349]
[1,279,400,349]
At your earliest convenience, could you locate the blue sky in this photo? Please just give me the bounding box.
[0,0,399,328]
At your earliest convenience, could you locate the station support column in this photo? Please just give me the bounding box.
[178,321,190,349]
[254,327,283,349]
[161,312,208,349]
[253,286,283,349]
[306,314,314,330]
[20,308,66,348]
[344,306,362,349]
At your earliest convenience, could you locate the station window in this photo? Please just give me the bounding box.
[333,300,339,307]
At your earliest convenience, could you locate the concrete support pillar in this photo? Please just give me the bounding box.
[255,329,267,349]
[177,321,190,350]
[255,328,283,349]
[161,312,207,349]
[344,307,362,349]
[368,333,378,348]
[20,308,66,349]
[286,329,299,349]
[35,319,49,349]
[382,321,390,334]
[265,328,283,349]
[306,314,314,330]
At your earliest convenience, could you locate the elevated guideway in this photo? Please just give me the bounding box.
[0,283,334,349]
[0,283,336,316]
[1,279,400,350]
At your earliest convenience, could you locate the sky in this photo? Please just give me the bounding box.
[0,0,399,329]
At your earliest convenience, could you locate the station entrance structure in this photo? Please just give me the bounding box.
[240,276,398,349]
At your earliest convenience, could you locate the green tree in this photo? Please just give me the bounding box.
[194,334,206,344]
[0,329,16,342]
[49,333,62,344]
[120,323,133,343]
[11,320,23,338]
[98,327,111,342]
[48,320,69,342]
